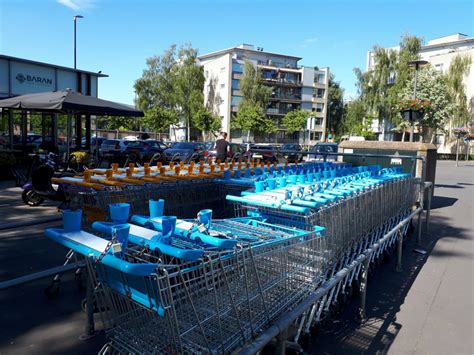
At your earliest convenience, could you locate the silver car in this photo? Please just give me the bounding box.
[99,139,132,155]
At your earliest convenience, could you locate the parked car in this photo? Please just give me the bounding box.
[124,140,168,162]
[205,142,246,162]
[308,143,338,161]
[279,143,303,163]
[163,142,207,163]
[99,139,133,156]
[248,144,281,163]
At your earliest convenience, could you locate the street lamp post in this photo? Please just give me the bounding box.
[73,15,84,69]
[408,60,428,142]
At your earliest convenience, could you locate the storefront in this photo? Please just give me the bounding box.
[0,55,107,152]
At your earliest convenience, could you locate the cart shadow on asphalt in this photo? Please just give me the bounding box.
[305,198,469,355]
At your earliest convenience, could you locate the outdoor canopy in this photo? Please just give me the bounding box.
[0,89,144,117]
[0,89,144,157]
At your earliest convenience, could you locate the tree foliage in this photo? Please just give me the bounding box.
[343,100,376,139]
[282,109,309,134]
[173,44,206,139]
[446,54,472,128]
[99,116,136,131]
[352,35,423,133]
[192,108,221,136]
[134,43,213,139]
[239,61,272,107]
[134,45,178,131]
[232,61,275,135]
[399,67,453,141]
[327,73,344,136]
[233,102,276,135]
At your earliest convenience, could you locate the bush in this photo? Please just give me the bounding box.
[0,152,16,166]
[70,151,90,164]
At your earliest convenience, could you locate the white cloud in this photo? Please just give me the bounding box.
[301,37,318,48]
[57,0,95,11]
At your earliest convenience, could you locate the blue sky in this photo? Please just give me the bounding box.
[1,0,473,104]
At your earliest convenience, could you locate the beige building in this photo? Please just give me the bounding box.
[367,34,474,153]
[198,44,329,144]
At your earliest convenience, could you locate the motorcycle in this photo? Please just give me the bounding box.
[21,153,74,207]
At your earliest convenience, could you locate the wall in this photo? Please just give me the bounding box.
[201,53,232,135]
[0,57,101,98]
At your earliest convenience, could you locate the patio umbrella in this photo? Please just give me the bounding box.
[0,89,144,156]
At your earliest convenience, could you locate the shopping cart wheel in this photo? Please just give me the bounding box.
[75,269,85,290]
[44,279,60,299]
[329,300,342,317]
[338,291,349,306]
[81,298,105,313]
[299,332,313,349]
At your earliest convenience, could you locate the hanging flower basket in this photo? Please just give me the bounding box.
[399,98,432,122]
[453,127,469,139]
[400,109,424,122]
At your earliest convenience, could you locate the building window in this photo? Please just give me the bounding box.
[205,70,209,79]
[231,96,242,107]
[435,63,444,73]
[310,132,321,141]
[230,129,242,138]
[313,88,325,98]
[232,62,243,73]
[316,103,324,112]
[220,83,225,89]
[231,79,240,90]
[220,67,226,73]
[314,73,325,84]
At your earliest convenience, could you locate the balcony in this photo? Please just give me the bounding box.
[263,77,302,86]
[270,93,302,101]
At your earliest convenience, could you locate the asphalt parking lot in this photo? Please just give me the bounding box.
[0,160,472,354]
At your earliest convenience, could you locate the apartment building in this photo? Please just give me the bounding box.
[198,44,329,144]
[367,33,474,151]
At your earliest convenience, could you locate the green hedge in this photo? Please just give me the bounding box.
[437,153,474,160]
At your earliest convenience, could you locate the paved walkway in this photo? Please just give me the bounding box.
[389,161,473,354]
[0,181,60,229]
[311,160,474,354]
[0,161,472,354]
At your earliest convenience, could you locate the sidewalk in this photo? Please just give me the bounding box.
[0,181,60,229]
[311,160,474,354]
[0,161,472,354]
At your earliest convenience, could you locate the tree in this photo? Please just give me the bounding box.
[98,116,136,131]
[399,67,453,142]
[342,100,376,139]
[134,45,179,131]
[239,61,272,107]
[134,43,207,140]
[353,35,423,137]
[327,73,344,136]
[232,61,274,140]
[192,108,221,140]
[173,44,206,140]
[233,102,276,136]
[282,109,309,134]
[142,107,178,133]
[446,54,472,128]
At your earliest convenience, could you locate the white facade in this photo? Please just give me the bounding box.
[366,34,474,151]
[198,44,329,144]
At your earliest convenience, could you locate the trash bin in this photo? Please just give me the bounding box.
[338,141,437,199]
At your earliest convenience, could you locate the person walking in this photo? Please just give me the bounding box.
[215,132,230,162]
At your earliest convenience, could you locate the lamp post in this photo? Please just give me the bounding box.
[73,15,84,69]
[408,60,428,142]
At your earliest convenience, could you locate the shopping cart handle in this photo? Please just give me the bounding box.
[99,254,157,276]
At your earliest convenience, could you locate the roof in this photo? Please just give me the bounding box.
[198,45,302,61]
[0,54,108,77]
